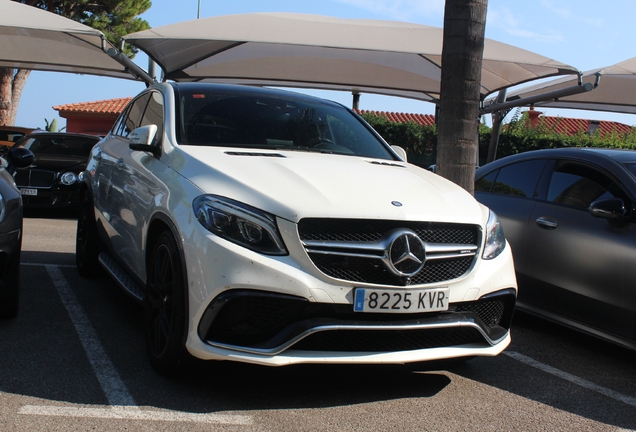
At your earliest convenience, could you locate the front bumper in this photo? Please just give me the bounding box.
[197,288,515,356]
[183,217,518,366]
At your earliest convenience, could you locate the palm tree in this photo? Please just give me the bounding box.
[436,0,488,195]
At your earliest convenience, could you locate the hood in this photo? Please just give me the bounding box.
[171,146,483,225]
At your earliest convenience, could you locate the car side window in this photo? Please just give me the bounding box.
[547,161,629,209]
[114,94,151,138]
[140,91,164,144]
[478,160,546,198]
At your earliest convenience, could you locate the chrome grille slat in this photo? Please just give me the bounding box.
[298,219,481,286]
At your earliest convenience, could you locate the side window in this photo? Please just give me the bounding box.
[547,161,629,209]
[111,105,130,137]
[114,94,150,138]
[485,160,547,198]
[475,171,497,192]
[140,91,164,144]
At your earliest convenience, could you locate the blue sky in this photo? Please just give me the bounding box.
[15,0,636,129]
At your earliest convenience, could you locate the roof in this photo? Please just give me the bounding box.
[122,13,578,102]
[357,110,436,127]
[535,116,633,137]
[54,97,133,116]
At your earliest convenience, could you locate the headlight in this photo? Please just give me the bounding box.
[60,172,79,185]
[193,195,287,255]
[482,209,506,260]
[0,191,5,224]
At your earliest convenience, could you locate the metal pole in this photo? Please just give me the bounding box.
[480,82,594,114]
[198,0,201,19]
[352,92,360,110]
[486,89,507,164]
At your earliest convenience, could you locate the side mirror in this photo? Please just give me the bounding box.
[6,147,35,175]
[391,145,407,162]
[129,125,160,155]
[589,198,628,227]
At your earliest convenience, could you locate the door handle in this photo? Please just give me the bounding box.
[536,217,557,229]
[117,158,125,169]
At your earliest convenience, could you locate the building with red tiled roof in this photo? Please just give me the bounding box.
[527,107,633,137]
[357,110,436,127]
[54,97,133,136]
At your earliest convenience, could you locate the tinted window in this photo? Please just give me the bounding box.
[115,94,150,138]
[16,135,97,157]
[140,91,164,144]
[174,85,393,159]
[623,162,636,178]
[486,160,546,198]
[475,170,497,192]
[548,161,627,209]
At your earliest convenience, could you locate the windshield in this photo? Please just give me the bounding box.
[15,135,97,157]
[174,85,395,160]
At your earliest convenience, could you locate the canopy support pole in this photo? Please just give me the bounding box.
[106,47,157,86]
[480,79,592,114]
[486,89,508,164]
[352,92,360,110]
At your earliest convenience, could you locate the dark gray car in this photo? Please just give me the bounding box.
[0,147,34,318]
[475,148,636,350]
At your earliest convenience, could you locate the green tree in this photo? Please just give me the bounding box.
[0,0,151,126]
[436,0,488,195]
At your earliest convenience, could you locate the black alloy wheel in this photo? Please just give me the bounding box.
[145,230,187,374]
[75,190,103,277]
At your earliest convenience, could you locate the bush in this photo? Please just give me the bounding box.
[360,109,636,167]
[359,112,437,168]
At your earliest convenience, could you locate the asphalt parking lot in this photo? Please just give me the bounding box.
[0,214,635,431]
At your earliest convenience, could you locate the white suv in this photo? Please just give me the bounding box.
[76,82,517,373]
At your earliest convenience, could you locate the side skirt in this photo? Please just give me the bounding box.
[98,252,145,303]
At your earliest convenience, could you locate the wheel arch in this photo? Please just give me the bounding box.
[145,212,190,339]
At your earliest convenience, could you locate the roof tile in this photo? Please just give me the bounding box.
[534,114,633,137]
[54,97,133,115]
[357,110,436,127]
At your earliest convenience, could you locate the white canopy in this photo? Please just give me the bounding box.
[493,56,636,115]
[0,0,137,80]
[124,12,579,102]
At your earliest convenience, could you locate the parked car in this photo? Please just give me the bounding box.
[475,148,636,350]
[77,82,517,373]
[0,146,35,318]
[11,132,99,210]
[0,126,35,153]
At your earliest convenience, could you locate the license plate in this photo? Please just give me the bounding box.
[19,188,38,196]
[353,287,450,313]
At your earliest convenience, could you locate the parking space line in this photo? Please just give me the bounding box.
[18,405,253,425]
[18,263,254,426]
[44,264,138,408]
[504,351,636,407]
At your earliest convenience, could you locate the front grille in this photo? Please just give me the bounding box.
[198,289,516,353]
[298,219,477,244]
[14,169,55,188]
[298,218,481,286]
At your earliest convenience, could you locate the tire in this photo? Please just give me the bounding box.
[0,246,21,319]
[76,189,103,277]
[144,230,188,374]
